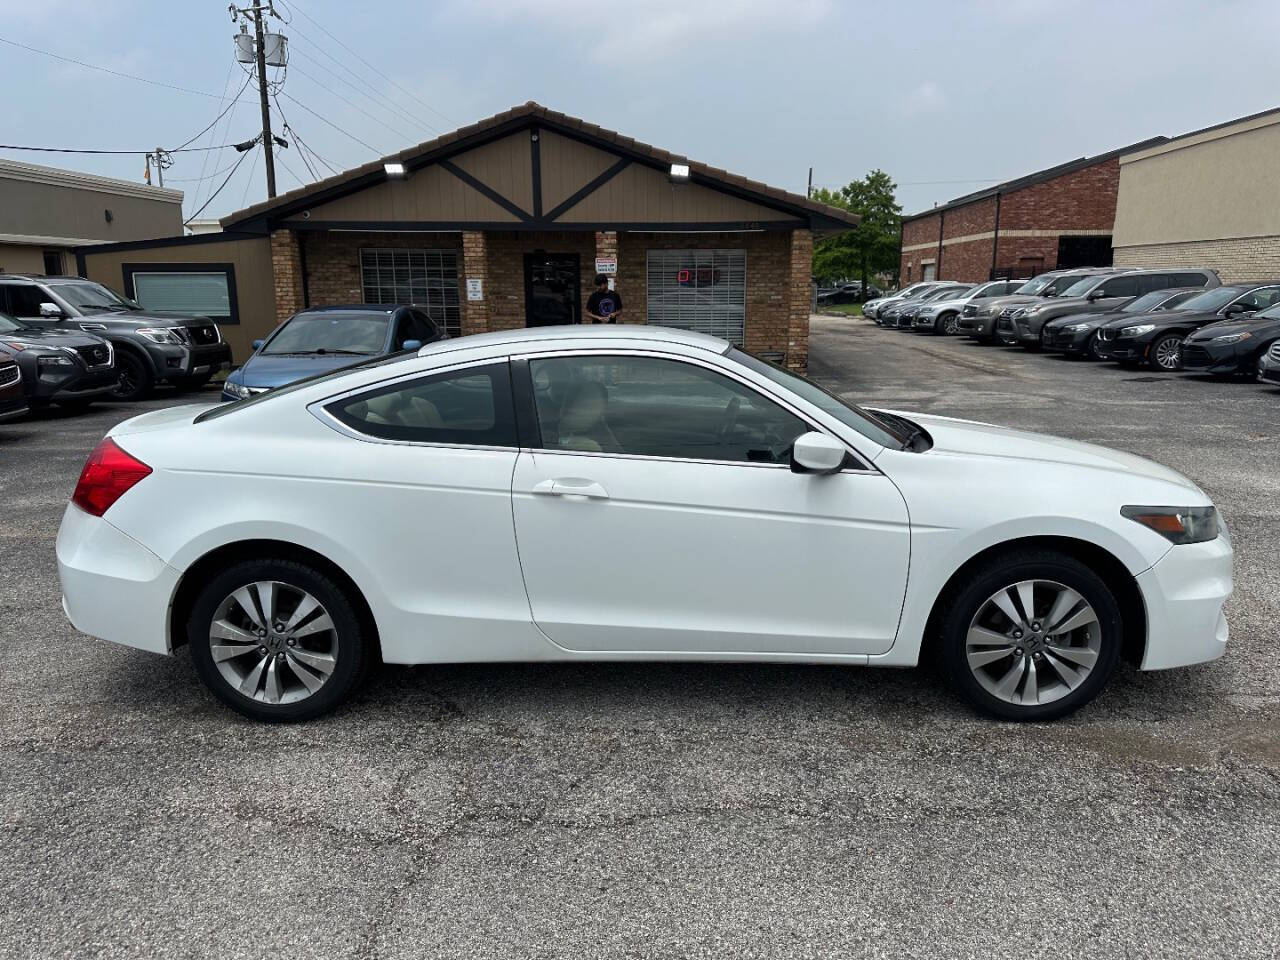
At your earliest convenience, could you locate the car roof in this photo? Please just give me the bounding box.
[294,304,406,313]
[416,324,730,359]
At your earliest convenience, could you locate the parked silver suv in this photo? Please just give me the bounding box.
[958,268,1127,342]
[912,279,1026,335]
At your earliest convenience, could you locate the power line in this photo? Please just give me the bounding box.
[282,0,455,128]
[278,90,381,153]
[173,74,254,152]
[288,63,417,143]
[189,64,240,215]
[274,150,310,189]
[0,35,235,100]
[271,92,340,179]
[183,146,256,224]
[167,158,245,183]
[239,145,261,207]
[287,31,436,136]
[289,41,434,139]
[0,142,239,155]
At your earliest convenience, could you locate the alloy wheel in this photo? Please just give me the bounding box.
[112,364,138,399]
[1153,335,1183,371]
[1087,333,1103,360]
[209,580,338,704]
[943,315,959,335]
[964,579,1101,707]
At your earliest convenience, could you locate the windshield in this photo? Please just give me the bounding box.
[1122,290,1176,314]
[47,280,139,313]
[262,311,392,356]
[729,347,908,449]
[0,313,27,333]
[1013,275,1055,295]
[1176,287,1246,313]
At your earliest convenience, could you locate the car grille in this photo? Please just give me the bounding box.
[996,317,1013,332]
[73,343,113,367]
[1180,345,1211,366]
[1097,327,1115,341]
[0,364,18,388]
[185,324,220,345]
[962,304,977,318]
[1270,342,1280,362]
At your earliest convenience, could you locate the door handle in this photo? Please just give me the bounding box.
[530,478,610,499]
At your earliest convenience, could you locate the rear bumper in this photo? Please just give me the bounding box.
[56,503,179,656]
[1137,534,1233,671]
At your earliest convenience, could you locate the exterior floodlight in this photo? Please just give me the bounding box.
[384,162,406,177]
[669,163,690,180]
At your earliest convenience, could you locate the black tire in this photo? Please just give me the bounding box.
[170,373,213,393]
[940,313,959,336]
[1086,332,1104,360]
[188,558,368,722]
[1149,333,1184,371]
[938,550,1122,722]
[111,351,154,401]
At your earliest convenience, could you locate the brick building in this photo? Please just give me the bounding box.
[899,137,1167,284]
[76,102,857,371]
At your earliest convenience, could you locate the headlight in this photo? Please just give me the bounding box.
[224,381,254,399]
[1119,323,1156,337]
[135,327,184,345]
[1211,331,1252,344]
[1067,323,1092,332]
[37,354,75,367]
[1121,505,1219,545]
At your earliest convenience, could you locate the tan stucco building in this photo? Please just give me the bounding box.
[1113,107,1280,281]
[0,158,182,276]
[77,103,857,370]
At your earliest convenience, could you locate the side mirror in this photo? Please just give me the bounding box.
[39,302,62,318]
[251,339,264,350]
[1086,290,1105,301]
[790,431,846,475]
[402,339,422,351]
[1223,302,1249,317]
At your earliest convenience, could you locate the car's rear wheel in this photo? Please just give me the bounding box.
[111,352,153,401]
[188,559,367,722]
[1150,333,1184,371]
[939,551,1122,721]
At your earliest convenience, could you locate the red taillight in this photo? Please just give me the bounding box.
[71,437,152,517]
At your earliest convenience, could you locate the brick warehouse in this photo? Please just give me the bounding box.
[899,136,1168,284]
[76,102,857,371]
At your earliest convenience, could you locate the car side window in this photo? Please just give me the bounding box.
[4,285,48,317]
[409,309,440,342]
[325,361,517,446]
[528,354,810,465]
[1098,276,1140,298]
[1235,286,1280,311]
[1136,274,1171,294]
[1171,272,1209,287]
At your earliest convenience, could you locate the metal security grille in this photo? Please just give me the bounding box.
[646,249,746,345]
[359,249,461,336]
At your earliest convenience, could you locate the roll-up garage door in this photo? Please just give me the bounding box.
[646,249,746,346]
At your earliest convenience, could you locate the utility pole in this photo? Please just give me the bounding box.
[155,147,164,187]
[251,4,277,198]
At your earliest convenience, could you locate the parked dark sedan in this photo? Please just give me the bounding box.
[0,312,118,410]
[1095,282,1280,370]
[818,281,883,305]
[222,304,447,401]
[0,355,26,422]
[1041,289,1200,358]
[1179,302,1280,376]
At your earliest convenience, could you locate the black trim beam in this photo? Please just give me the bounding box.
[530,128,542,220]
[439,160,533,222]
[544,158,630,222]
[73,230,265,257]
[280,218,807,233]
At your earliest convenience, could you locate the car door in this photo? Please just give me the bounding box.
[1,283,55,326]
[509,351,911,658]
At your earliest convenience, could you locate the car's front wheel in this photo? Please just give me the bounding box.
[939,550,1122,721]
[1087,332,1104,360]
[188,558,368,722]
[111,352,153,401]
[940,313,959,335]
[1150,333,1184,371]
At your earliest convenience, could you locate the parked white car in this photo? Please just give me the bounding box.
[57,326,1232,722]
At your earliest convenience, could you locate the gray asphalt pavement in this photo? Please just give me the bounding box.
[2,319,1278,959]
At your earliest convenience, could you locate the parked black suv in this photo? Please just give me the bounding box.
[0,311,118,410]
[0,355,26,422]
[0,276,233,401]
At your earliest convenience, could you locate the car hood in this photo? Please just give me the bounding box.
[232,352,371,388]
[1045,310,1120,330]
[74,309,206,327]
[981,294,1041,312]
[882,410,1203,494]
[921,296,972,313]
[0,329,107,349]
[1100,309,1218,331]
[1185,315,1280,341]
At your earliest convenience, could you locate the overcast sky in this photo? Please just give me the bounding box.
[1,0,1276,225]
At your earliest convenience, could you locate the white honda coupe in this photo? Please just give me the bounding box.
[57,326,1232,722]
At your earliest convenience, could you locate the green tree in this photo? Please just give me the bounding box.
[811,169,903,292]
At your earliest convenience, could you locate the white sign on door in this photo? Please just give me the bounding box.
[594,256,617,276]
[466,277,483,301]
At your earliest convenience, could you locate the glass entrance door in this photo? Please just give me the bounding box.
[524,253,581,327]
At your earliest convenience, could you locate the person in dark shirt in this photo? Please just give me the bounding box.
[586,274,623,324]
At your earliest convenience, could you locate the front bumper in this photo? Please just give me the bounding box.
[144,342,233,380]
[29,363,118,401]
[1179,341,1250,375]
[1048,328,1095,353]
[1136,533,1233,671]
[1258,353,1280,385]
[1095,334,1151,362]
[0,396,27,421]
[57,503,180,656]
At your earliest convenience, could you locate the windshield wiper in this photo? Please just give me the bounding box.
[284,348,369,356]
